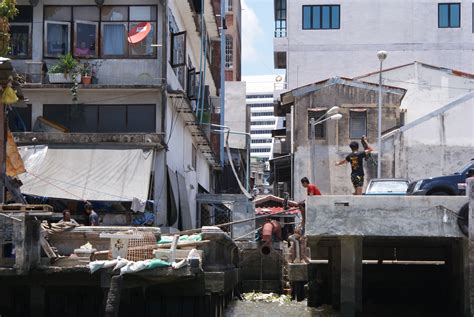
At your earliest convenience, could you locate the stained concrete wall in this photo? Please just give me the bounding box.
[358,62,474,123]
[225,81,247,149]
[305,196,468,238]
[383,92,474,180]
[276,0,474,90]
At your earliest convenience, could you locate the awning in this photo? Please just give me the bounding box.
[18,146,154,201]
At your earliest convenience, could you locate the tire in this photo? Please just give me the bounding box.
[457,203,469,237]
[428,191,451,196]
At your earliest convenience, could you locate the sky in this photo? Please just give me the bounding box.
[241,0,284,77]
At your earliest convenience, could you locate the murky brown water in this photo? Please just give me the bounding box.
[224,301,338,317]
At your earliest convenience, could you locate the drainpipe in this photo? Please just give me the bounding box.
[290,104,295,199]
[219,0,225,167]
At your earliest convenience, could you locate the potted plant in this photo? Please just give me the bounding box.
[79,62,92,85]
[48,53,81,84]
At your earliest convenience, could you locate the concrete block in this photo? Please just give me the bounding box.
[288,263,308,282]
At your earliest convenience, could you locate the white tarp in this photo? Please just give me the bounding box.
[18,146,154,201]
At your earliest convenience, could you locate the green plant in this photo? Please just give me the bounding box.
[79,62,92,76]
[48,53,78,74]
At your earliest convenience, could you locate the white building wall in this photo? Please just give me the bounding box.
[358,62,474,123]
[277,0,474,89]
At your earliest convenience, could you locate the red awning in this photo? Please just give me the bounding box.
[128,22,152,44]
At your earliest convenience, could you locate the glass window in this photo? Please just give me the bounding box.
[73,6,100,21]
[101,23,127,57]
[8,105,32,132]
[303,6,311,29]
[74,21,98,58]
[312,6,321,29]
[43,105,70,130]
[302,5,340,30]
[171,31,186,67]
[9,24,31,58]
[129,22,155,56]
[98,106,126,132]
[12,6,33,22]
[44,6,71,21]
[45,21,70,57]
[332,6,340,29]
[225,35,233,69]
[349,111,367,139]
[322,6,330,29]
[127,105,155,132]
[69,105,98,132]
[130,6,156,21]
[439,3,461,28]
[101,6,128,21]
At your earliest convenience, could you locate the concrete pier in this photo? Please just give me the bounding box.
[305,195,469,316]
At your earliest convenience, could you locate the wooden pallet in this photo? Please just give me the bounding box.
[0,204,53,213]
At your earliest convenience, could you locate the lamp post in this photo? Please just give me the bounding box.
[310,111,342,185]
[376,51,387,179]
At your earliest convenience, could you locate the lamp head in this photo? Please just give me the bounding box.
[377,51,388,62]
[326,106,340,116]
[329,113,343,121]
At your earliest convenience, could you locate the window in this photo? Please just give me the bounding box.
[251,139,273,144]
[438,3,460,28]
[251,130,272,135]
[225,0,233,12]
[187,68,200,100]
[349,110,367,139]
[192,145,197,170]
[307,110,326,139]
[302,5,340,30]
[252,112,274,117]
[275,0,287,37]
[9,6,33,58]
[225,35,233,69]
[251,148,271,153]
[251,121,275,126]
[171,31,187,67]
[44,5,157,58]
[8,105,32,132]
[43,104,156,133]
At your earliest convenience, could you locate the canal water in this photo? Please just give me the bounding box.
[224,300,338,317]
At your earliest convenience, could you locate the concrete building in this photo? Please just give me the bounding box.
[273,0,474,90]
[355,62,474,181]
[9,1,226,231]
[273,77,406,200]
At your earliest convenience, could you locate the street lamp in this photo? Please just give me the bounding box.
[376,50,388,179]
[310,111,343,185]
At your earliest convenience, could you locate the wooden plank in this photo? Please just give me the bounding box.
[40,235,57,258]
[0,204,53,212]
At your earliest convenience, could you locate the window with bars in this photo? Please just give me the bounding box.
[225,35,233,69]
[307,110,326,139]
[251,121,275,126]
[302,5,340,30]
[349,110,367,139]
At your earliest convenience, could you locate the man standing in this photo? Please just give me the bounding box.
[299,177,321,228]
[335,141,373,195]
[84,202,99,226]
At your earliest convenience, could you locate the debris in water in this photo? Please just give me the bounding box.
[243,292,291,304]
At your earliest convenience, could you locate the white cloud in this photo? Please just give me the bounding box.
[241,0,264,63]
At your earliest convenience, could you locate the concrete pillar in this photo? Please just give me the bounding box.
[450,239,470,317]
[468,178,474,316]
[30,286,45,317]
[328,244,341,309]
[340,236,363,317]
[13,215,40,273]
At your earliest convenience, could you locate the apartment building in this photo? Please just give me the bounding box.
[273,0,474,89]
[9,0,225,231]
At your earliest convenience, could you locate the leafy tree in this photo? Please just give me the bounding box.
[0,0,17,56]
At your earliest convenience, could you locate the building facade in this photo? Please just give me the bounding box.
[273,0,474,90]
[10,0,226,231]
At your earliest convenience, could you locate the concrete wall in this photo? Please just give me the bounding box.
[224,81,247,149]
[358,62,474,123]
[383,92,474,181]
[276,0,474,90]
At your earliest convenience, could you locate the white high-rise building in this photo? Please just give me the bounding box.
[244,75,285,162]
[273,0,474,89]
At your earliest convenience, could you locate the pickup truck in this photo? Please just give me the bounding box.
[407,160,474,196]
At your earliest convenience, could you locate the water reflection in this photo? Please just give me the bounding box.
[224,300,338,317]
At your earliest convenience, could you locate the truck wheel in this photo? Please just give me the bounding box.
[457,203,469,237]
